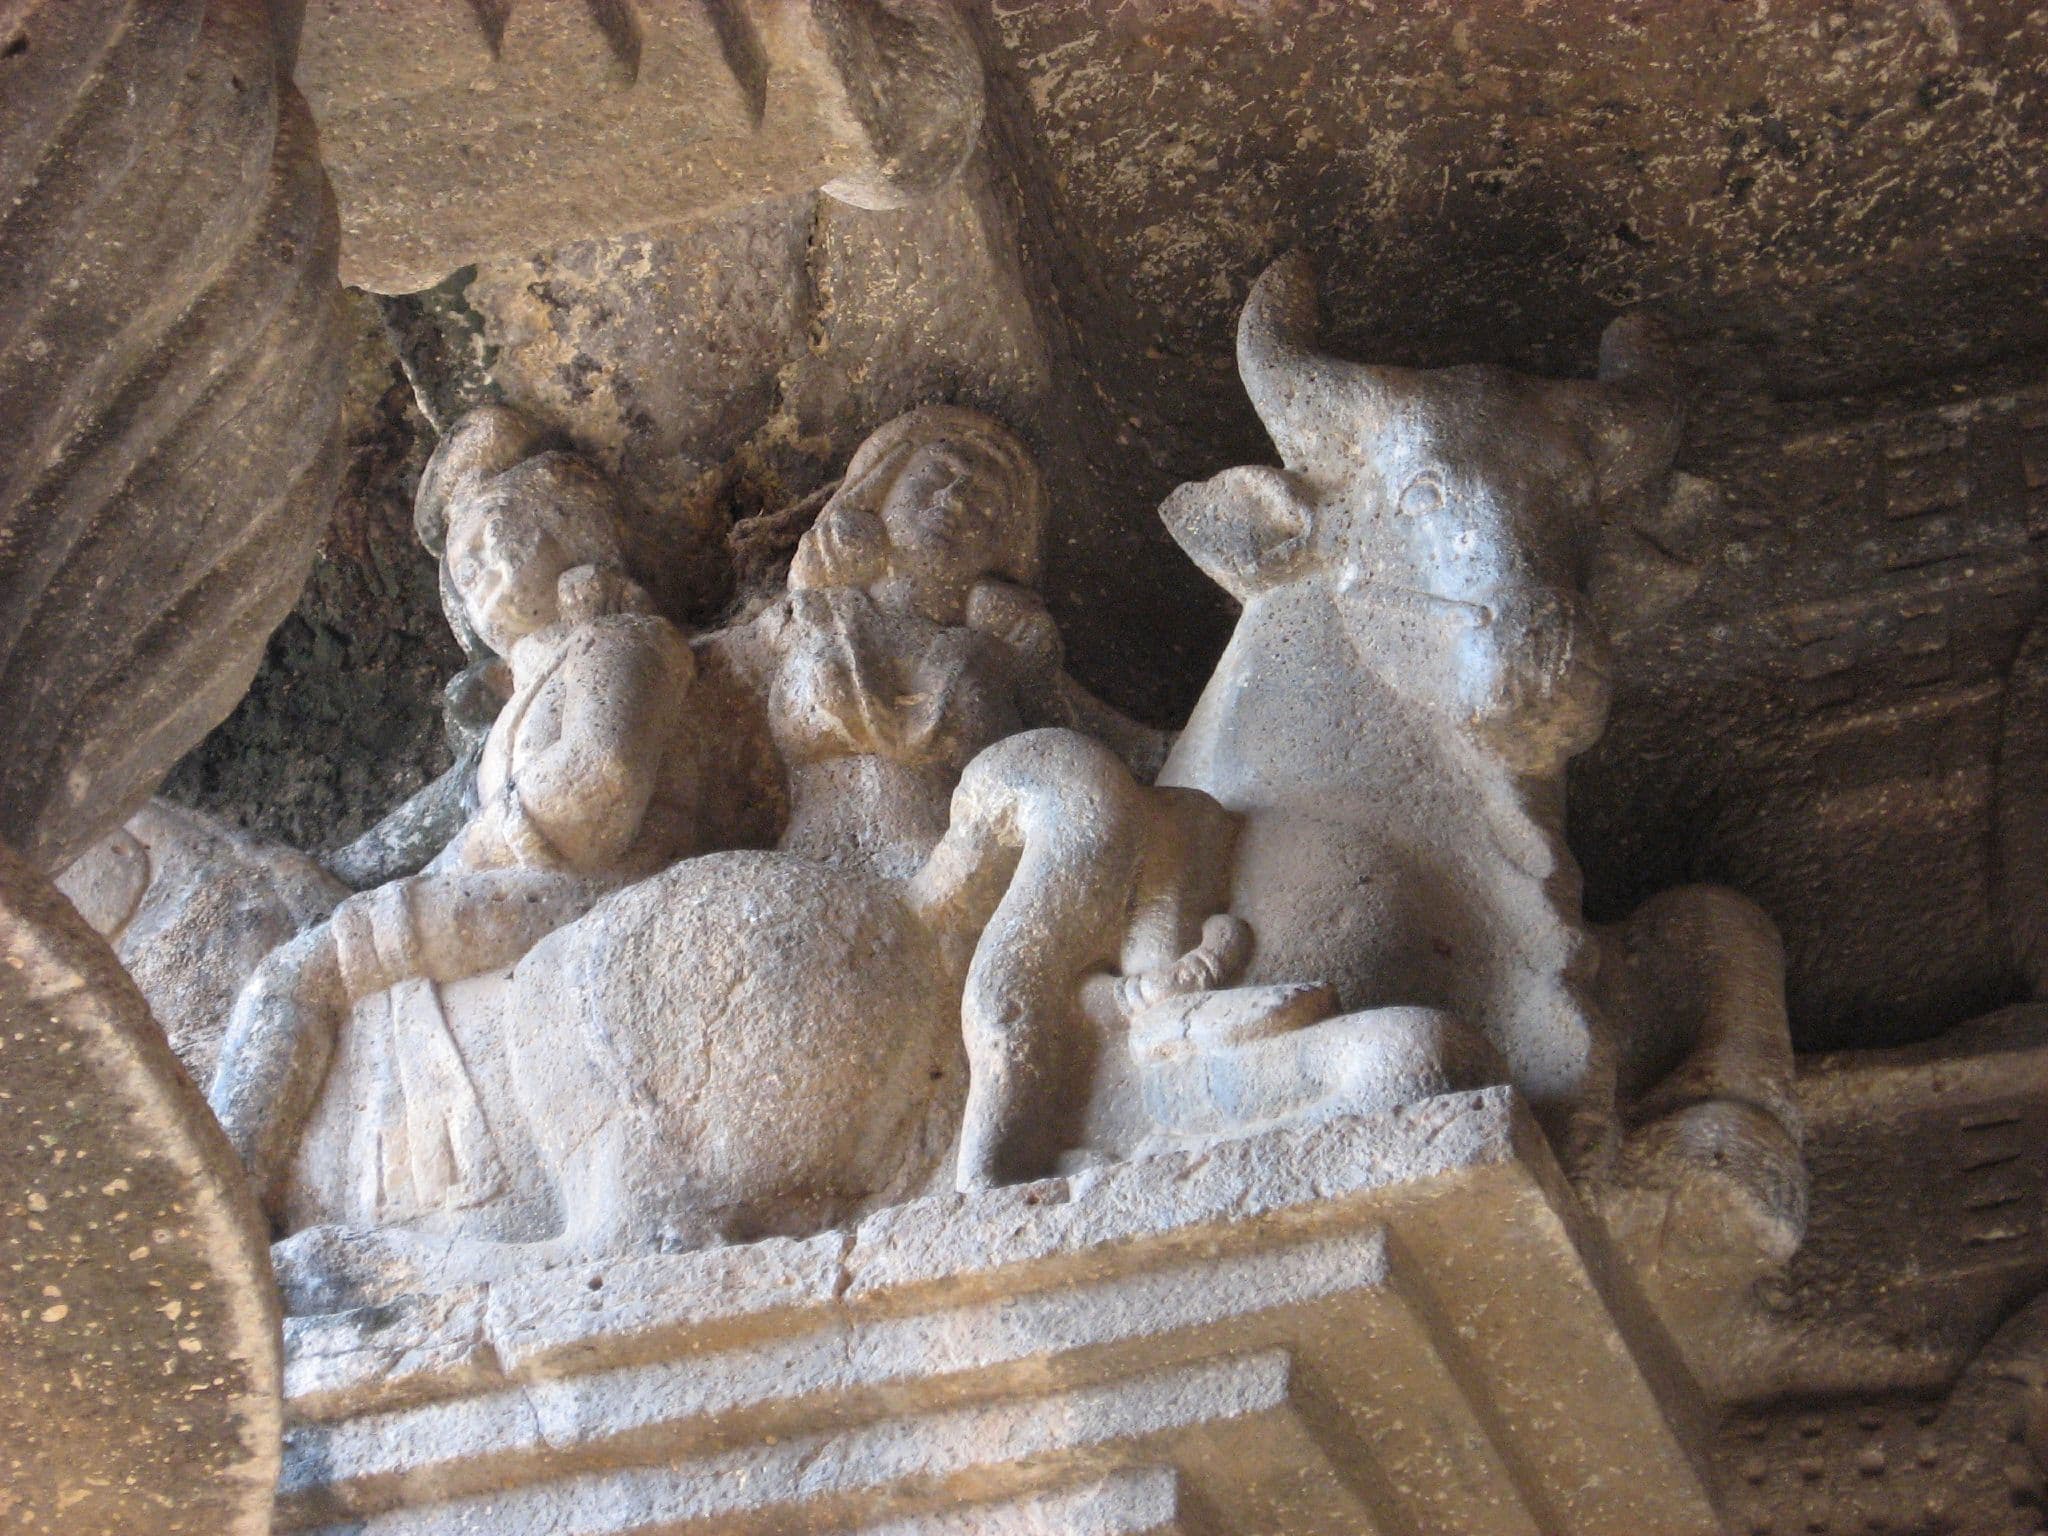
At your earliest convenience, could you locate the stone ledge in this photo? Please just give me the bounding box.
[280,1089,1725,1534]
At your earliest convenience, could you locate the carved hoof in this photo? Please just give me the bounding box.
[1605,1100,1807,1274]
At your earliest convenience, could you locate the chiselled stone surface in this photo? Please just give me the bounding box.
[1718,1286,2048,1536]
[297,0,984,292]
[1678,1003,2048,1532]
[0,4,344,1532]
[275,1093,1726,1536]
[56,800,345,1086]
[1713,1004,2048,1406]
[0,0,345,875]
[0,841,279,1536]
[1577,377,2048,1047]
[208,401,1185,1303]
[199,269,1807,1405]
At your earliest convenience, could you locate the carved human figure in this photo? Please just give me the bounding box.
[1096,255,1803,1273]
[203,407,1234,1312]
[714,405,1169,881]
[208,436,700,1230]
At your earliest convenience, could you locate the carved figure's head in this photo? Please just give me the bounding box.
[790,406,1048,624]
[443,450,634,656]
[1163,255,1683,774]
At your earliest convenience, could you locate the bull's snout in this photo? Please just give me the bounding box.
[1467,588,1613,769]
[1334,561,1495,630]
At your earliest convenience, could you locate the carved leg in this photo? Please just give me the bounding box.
[1597,884,1807,1270]
[916,730,1155,1191]
[1134,999,1504,1141]
[209,924,347,1226]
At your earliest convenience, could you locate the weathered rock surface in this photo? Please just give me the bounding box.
[183,0,2048,1066]
[164,293,461,855]
[56,800,345,1086]
[297,0,985,293]
[275,1093,1726,1536]
[0,0,345,874]
[0,840,280,1536]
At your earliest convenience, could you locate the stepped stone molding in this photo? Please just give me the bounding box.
[276,1091,1726,1536]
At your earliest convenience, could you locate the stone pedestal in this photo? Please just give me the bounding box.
[278,1089,1725,1534]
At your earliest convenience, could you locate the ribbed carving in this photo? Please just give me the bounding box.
[0,0,345,872]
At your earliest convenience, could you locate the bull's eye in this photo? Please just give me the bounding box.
[1398,470,1445,516]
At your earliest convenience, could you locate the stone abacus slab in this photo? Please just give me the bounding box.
[278,1088,1725,1535]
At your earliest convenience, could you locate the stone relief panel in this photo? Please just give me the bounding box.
[208,398,1195,1312]
[205,260,1807,1370]
[1145,257,1804,1301]
[1576,377,2048,1048]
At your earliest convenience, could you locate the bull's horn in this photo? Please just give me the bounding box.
[1574,311,1685,504]
[1235,253,1391,478]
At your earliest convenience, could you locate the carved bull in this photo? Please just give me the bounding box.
[1148,255,1805,1269]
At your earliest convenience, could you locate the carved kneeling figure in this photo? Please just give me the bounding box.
[210,404,1217,1311]
[209,425,704,1303]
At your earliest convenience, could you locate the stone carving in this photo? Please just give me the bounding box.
[0,0,345,875]
[296,0,986,291]
[1129,255,1806,1277]
[210,429,705,1249]
[213,269,1811,1323]
[0,3,344,1531]
[274,1093,1725,1536]
[210,403,1212,1309]
[56,801,346,1087]
[734,403,1172,875]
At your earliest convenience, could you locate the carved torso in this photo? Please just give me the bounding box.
[765,587,1029,877]
[467,611,701,879]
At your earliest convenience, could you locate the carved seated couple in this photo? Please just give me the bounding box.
[210,259,1805,1311]
[206,401,1221,1304]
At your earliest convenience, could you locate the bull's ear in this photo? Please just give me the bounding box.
[1160,465,1314,601]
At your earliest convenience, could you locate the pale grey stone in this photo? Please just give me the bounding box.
[56,801,345,1087]
[275,1098,1724,1535]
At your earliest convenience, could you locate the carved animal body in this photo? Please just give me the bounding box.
[1162,575,1602,1119]
[1157,254,1764,1160]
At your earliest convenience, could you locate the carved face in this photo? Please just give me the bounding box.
[1322,375,1616,771]
[878,441,1026,593]
[1163,255,1679,777]
[1165,386,1617,773]
[442,455,629,657]
[445,503,577,656]
[793,415,1045,624]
